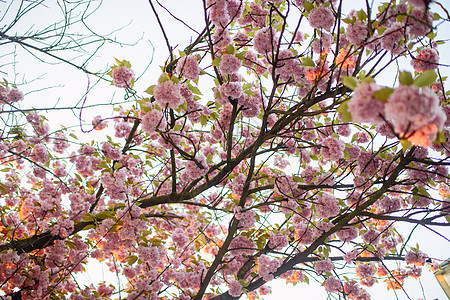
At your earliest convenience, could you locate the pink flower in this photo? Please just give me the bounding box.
[112,66,135,88]
[320,137,345,161]
[411,47,439,72]
[407,8,433,37]
[153,80,184,109]
[308,6,334,30]
[408,0,427,7]
[219,54,242,75]
[141,109,166,134]
[405,250,427,266]
[228,279,242,297]
[347,81,385,124]
[92,115,107,130]
[176,55,200,80]
[385,85,446,146]
[314,259,334,274]
[356,263,376,279]
[346,19,369,47]
[31,144,49,164]
[253,27,278,55]
[324,276,342,293]
[7,88,24,103]
[219,82,243,99]
[316,192,340,219]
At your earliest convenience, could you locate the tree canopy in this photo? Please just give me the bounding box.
[0,0,449,299]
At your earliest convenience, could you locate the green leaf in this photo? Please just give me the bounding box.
[225,45,235,55]
[82,224,95,230]
[189,84,202,95]
[435,130,446,144]
[127,255,138,265]
[399,71,414,85]
[82,213,95,222]
[400,138,412,151]
[342,76,358,90]
[373,87,394,102]
[337,100,352,122]
[96,211,111,220]
[145,85,155,95]
[113,162,122,170]
[414,70,437,87]
[301,56,315,67]
[357,10,367,21]
[212,57,222,67]
[303,1,314,13]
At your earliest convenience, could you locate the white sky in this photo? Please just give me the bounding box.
[1,0,449,299]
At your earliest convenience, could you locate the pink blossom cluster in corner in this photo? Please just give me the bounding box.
[0,85,24,104]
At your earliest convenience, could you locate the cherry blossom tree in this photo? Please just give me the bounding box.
[0,0,450,299]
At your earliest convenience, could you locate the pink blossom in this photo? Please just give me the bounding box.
[411,47,439,72]
[407,8,433,37]
[408,0,427,7]
[314,259,334,274]
[347,82,385,124]
[362,228,381,244]
[92,115,107,130]
[219,54,242,75]
[257,255,282,281]
[154,80,184,109]
[320,137,345,161]
[316,193,340,219]
[385,85,446,146]
[381,22,404,52]
[308,6,335,30]
[346,18,369,47]
[337,227,359,243]
[405,250,427,266]
[176,55,200,80]
[31,144,49,164]
[356,263,376,279]
[324,276,342,293]
[219,82,243,99]
[141,109,166,134]
[253,27,278,55]
[7,88,24,103]
[228,279,242,297]
[53,132,69,154]
[112,66,135,88]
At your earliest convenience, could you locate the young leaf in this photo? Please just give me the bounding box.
[399,71,414,85]
[414,70,437,87]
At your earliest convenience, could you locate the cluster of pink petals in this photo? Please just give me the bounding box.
[256,255,282,281]
[324,276,343,293]
[219,54,242,75]
[314,258,334,274]
[308,6,335,30]
[176,55,201,80]
[405,250,428,266]
[320,136,345,161]
[411,47,439,72]
[153,80,184,109]
[0,86,24,104]
[141,108,166,134]
[253,27,278,55]
[316,192,340,219]
[385,85,446,146]
[347,82,385,124]
[112,66,135,88]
